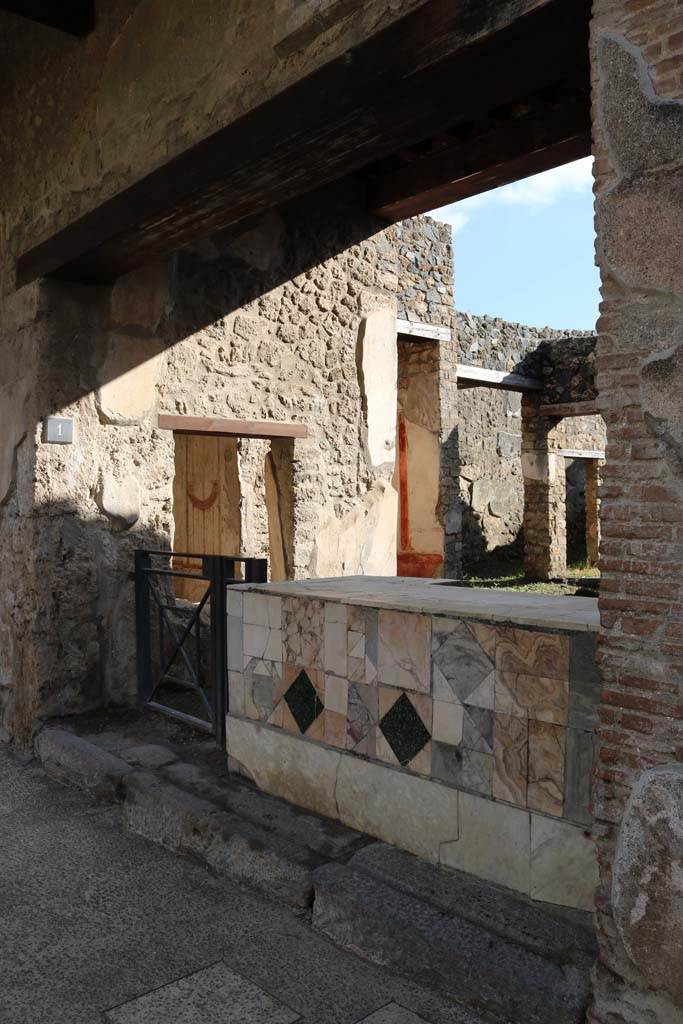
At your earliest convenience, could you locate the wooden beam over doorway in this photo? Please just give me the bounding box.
[540,401,600,418]
[457,364,542,392]
[16,0,591,286]
[158,415,309,440]
[396,318,452,343]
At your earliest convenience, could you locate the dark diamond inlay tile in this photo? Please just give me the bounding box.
[284,669,323,733]
[379,692,430,766]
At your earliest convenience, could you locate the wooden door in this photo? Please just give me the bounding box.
[173,434,241,600]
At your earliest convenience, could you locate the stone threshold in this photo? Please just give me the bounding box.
[229,576,600,633]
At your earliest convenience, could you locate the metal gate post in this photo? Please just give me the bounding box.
[134,549,153,703]
[207,555,229,747]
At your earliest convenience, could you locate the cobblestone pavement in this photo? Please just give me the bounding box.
[0,746,490,1024]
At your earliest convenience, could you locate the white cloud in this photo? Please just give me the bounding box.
[432,157,594,231]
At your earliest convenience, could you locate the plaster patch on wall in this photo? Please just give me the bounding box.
[357,308,398,468]
[96,335,165,425]
[310,480,397,577]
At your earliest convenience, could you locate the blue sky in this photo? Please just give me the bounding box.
[430,157,601,331]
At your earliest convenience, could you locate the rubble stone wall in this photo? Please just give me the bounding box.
[455,314,606,567]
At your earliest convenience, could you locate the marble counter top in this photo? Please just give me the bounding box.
[233,575,599,633]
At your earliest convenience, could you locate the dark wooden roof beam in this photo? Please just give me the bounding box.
[0,1,94,36]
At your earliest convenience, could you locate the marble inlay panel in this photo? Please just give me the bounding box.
[432,618,494,707]
[347,682,378,756]
[377,687,431,770]
[492,712,528,807]
[378,611,431,692]
[324,602,348,677]
[528,720,565,817]
[243,658,281,721]
[494,671,568,724]
[431,740,492,796]
[323,709,347,748]
[462,706,493,754]
[283,597,324,668]
[270,664,324,736]
[496,628,570,682]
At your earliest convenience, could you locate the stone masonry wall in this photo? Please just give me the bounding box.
[589,3,683,1021]
[0,183,401,743]
[455,314,606,568]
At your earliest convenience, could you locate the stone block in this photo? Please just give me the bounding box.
[564,728,594,827]
[612,764,683,1006]
[530,815,596,911]
[440,791,531,895]
[97,474,141,529]
[336,754,459,863]
[226,716,341,821]
[96,335,163,425]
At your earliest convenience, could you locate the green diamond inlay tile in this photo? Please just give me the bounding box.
[379,692,430,765]
[284,669,323,733]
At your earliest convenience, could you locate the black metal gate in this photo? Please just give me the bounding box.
[134,549,267,744]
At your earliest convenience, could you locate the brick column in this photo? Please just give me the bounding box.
[521,394,566,580]
[590,3,683,1022]
[585,458,601,568]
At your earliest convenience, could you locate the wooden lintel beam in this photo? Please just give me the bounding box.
[396,318,452,342]
[158,415,309,440]
[373,99,590,220]
[16,0,589,286]
[0,1,94,36]
[457,364,542,392]
[540,401,600,418]
[558,448,605,459]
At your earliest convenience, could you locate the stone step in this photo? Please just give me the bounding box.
[34,725,367,909]
[312,845,596,1024]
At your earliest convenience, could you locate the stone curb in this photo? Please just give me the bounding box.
[34,727,132,801]
[312,861,593,1024]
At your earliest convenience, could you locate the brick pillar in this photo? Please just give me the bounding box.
[521,394,566,580]
[585,458,601,568]
[590,3,683,1022]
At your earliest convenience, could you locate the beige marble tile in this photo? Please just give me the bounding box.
[492,712,528,807]
[495,670,568,724]
[440,790,531,896]
[530,814,597,910]
[378,610,431,691]
[495,628,570,683]
[323,709,348,749]
[528,720,565,817]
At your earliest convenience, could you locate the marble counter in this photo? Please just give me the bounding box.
[231,575,600,634]
[225,576,600,911]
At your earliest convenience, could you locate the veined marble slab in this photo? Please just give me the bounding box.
[229,577,599,633]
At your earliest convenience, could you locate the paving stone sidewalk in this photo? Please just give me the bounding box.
[0,745,492,1024]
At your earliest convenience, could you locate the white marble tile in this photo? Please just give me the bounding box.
[228,671,245,717]
[227,613,243,672]
[530,814,597,911]
[243,593,282,629]
[431,700,464,745]
[324,602,348,676]
[336,754,459,863]
[226,589,243,619]
[440,791,531,896]
[325,674,348,716]
[243,623,283,662]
